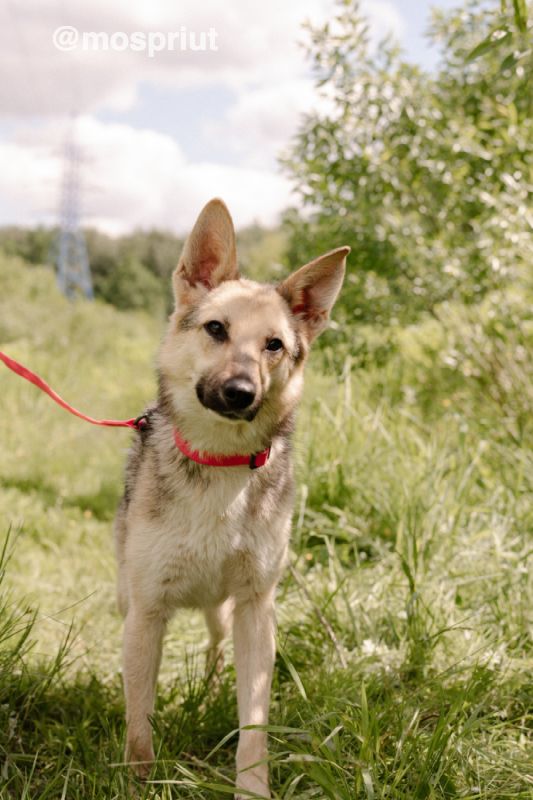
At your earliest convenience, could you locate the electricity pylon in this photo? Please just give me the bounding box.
[55,122,93,299]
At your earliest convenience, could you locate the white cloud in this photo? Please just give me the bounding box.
[203,79,319,169]
[362,0,405,43]
[0,0,405,117]
[0,139,61,226]
[0,0,407,232]
[0,0,335,117]
[0,117,293,234]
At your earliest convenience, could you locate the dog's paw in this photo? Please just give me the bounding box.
[235,792,270,800]
[235,794,270,800]
[130,759,153,781]
[125,741,155,780]
[235,773,270,799]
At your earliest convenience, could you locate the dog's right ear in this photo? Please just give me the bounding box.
[173,198,238,307]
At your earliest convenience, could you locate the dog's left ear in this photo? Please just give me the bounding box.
[173,198,238,306]
[278,246,350,341]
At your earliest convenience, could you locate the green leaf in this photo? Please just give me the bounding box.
[466,29,511,61]
[512,0,528,32]
[278,645,308,700]
[500,51,518,71]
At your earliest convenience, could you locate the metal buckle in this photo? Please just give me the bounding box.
[249,448,270,469]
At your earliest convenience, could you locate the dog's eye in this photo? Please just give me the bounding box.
[266,338,283,352]
[204,320,227,341]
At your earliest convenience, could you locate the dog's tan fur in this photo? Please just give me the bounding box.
[115,198,349,798]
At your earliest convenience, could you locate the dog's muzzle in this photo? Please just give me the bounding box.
[196,375,260,421]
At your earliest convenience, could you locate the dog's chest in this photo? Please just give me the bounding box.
[129,467,287,611]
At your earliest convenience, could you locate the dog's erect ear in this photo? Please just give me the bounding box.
[278,246,350,341]
[173,198,238,306]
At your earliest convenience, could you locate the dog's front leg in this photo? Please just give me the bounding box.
[122,605,165,779]
[205,598,234,684]
[233,589,276,799]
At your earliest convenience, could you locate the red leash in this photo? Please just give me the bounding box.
[0,350,270,468]
[0,350,143,430]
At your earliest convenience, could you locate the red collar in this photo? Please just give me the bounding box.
[173,428,271,470]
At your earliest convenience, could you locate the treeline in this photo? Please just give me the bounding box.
[0,224,286,317]
[0,226,181,315]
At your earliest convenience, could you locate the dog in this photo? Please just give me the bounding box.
[114,197,349,798]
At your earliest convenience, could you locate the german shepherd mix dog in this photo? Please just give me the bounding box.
[115,198,349,798]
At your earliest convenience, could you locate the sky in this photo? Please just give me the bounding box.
[0,0,461,236]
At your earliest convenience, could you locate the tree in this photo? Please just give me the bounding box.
[282,0,532,325]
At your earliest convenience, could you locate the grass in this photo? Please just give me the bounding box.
[0,255,532,798]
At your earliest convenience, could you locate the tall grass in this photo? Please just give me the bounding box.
[0,255,532,798]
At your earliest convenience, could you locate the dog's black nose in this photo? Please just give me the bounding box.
[222,377,256,410]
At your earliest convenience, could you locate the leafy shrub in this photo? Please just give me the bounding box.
[282,0,533,325]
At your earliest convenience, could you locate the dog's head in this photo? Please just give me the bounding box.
[158,198,349,451]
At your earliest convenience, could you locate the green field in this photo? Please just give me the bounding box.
[0,254,532,799]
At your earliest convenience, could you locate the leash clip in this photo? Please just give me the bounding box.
[134,414,149,431]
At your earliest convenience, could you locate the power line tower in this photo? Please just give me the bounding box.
[55,122,93,299]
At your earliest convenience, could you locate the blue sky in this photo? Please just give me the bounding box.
[0,0,464,234]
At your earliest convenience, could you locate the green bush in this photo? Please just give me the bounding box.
[282,0,533,325]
